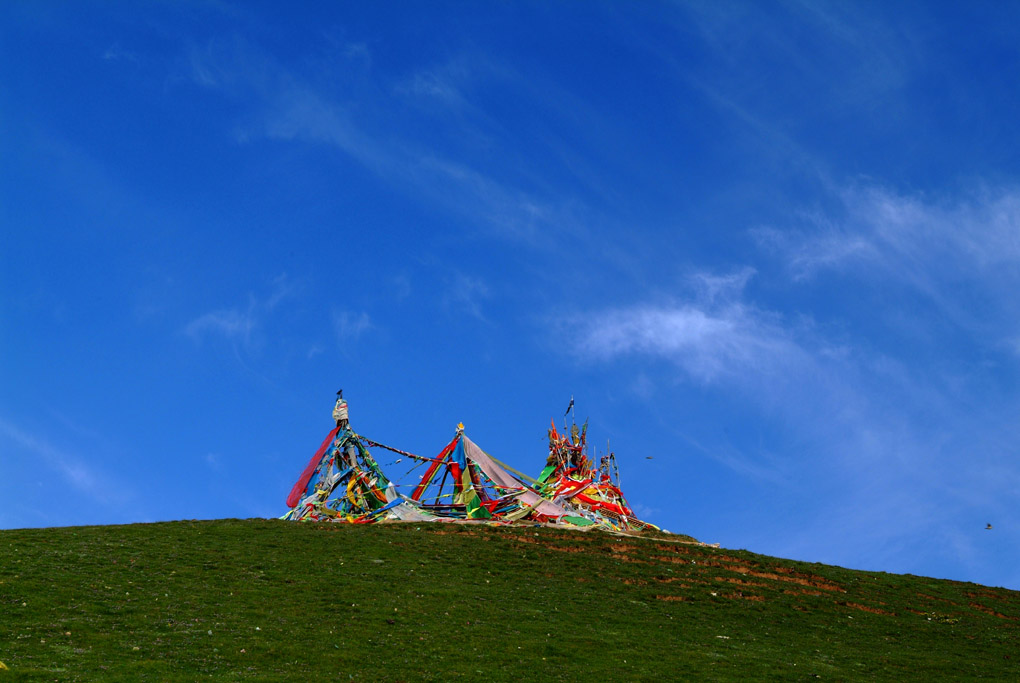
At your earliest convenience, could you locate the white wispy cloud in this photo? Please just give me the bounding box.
[396,64,470,109]
[689,267,757,303]
[184,274,295,345]
[343,42,370,64]
[265,273,297,310]
[180,38,583,248]
[643,2,916,187]
[571,268,836,484]
[683,0,913,112]
[103,42,140,65]
[185,306,256,343]
[572,281,836,506]
[181,275,310,389]
[756,184,1020,349]
[0,418,124,505]
[758,184,1020,282]
[576,271,804,383]
[443,272,491,322]
[332,310,373,344]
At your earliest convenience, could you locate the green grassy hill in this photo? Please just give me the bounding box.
[1,519,1017,681]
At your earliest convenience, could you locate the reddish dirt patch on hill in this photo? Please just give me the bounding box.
[510,537,588,553]
[654,576,706,586]
[723,592,765,602]
[699,561,844,593]
[714,555,756,568]
[838,601,895,616]
[969,602,1014,620]
[917,592,958,606]
[716,577,772,589]
[651,555,690,565]
[784,589,824,597]
[654,543,698,554]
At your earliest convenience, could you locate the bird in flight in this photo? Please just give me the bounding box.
[986,523,993,530]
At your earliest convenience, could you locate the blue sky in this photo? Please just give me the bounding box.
[3,2,1020,589]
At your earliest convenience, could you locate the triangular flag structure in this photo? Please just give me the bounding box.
[534,416,656,531]
[282,394,657,532]
[281,417,393,523]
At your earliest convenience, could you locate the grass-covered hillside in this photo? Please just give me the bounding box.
[1,519,1018,681]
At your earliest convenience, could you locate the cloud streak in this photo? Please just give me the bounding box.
[183,274,295,346]
[754,183,1020,370]
[576,270,804,384]
[182,38,576,247]
[185,307,256,343]
[443,272,491,322]
[332,310,372,344]
[0,418,124,505]
[758,184,1020,291]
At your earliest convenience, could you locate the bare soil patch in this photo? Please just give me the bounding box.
[969,602,1014,620]
[839,601,895,616]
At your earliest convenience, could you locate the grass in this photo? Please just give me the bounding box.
[1,519,1018,681]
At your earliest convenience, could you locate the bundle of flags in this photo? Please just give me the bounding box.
[282,395,657,532]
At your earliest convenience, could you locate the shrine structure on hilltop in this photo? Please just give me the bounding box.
[282,392,657,532]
